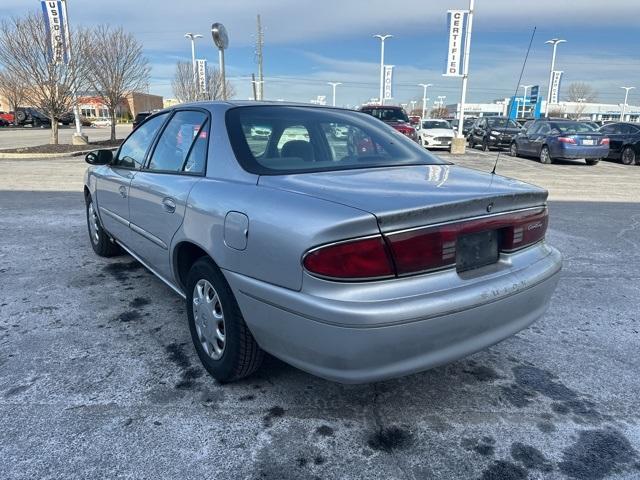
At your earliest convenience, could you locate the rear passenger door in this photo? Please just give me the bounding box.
[127,109,210,281]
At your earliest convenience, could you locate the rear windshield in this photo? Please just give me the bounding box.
[360,107,409,123]
[553,122,596,134]
[422,120,451,129]
[226,106,444,175]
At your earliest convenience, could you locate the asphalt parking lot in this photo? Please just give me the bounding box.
[1,145,639,479]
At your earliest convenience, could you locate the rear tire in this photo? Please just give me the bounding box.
[509,142,519,157]
[586,159,600,166]
[539,146,552,164]
[621,146,636,165]
[86,197,121,257]
[186,258,264,383]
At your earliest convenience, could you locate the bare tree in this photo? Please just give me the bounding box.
[172,60,235,103]
[430,106,449,119]
[85,26,150,141]
[0,69,27,124]
[0,13,90,144]
[565,82,598,119]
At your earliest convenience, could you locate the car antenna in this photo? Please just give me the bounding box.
[491,27,537,175]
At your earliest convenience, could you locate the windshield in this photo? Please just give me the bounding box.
[487,118,519,128]
[361,107,409,123]
[554,122,597,134]
[226,106,444,175]
[422,120,451,129]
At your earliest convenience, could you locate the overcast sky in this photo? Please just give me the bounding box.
[2,0,639,107]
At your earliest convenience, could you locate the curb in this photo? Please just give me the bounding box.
[0,146,118,159]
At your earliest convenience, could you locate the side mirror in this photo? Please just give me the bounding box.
[85,149,113,165]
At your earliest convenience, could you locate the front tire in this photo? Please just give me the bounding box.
[586,159,600,166]
[621,146,636,165]
[86,197,121,257]
[468,136,475,149]
[482,137,490,152]
[539,146,552,164]
[186,258,264,383]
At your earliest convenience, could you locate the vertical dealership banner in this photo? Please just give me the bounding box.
[550,71,563,104]
[383,65,394,100]
[196,59,208,95]
[443,10,469,77]
[529,85,539,105]
[41,0,71,65]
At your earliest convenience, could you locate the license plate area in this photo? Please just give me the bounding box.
[456,230,499,273]
[582,139,595,145]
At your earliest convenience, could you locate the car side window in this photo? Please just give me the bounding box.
[527,122,540,134]
[116,113,169,169]
[183,119,209,174]
[538,123,551,135]
[148,110,209,173]
[620,124,637,135]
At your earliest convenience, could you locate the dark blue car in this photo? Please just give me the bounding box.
[510,120,609,165]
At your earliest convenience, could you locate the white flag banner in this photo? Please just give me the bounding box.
[443,9,469,77]
[41,0,71,65]
[383,65,394,100]
[550,70,563,104]
[196,59,208,95]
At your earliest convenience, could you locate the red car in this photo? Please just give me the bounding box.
[359,105,418,142]
[0,111,15,124]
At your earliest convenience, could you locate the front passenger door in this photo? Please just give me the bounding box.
[127,109,210,281]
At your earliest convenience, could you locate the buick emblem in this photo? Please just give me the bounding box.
[486,203,493,213]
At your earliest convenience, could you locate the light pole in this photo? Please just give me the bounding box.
[184,33,203,97]
[437,96,446,108]
[520,84,532,119]
[211,23,229,100]
[328,82,342,107]
[418,83,432,120]
[544,38,566,117]
[620,86,635,121]
[373,34,392,105]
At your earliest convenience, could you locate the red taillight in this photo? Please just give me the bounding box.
[303,235,394,280]
[303,208,548,281]
[600,137,610,145]
[558,137,576,144]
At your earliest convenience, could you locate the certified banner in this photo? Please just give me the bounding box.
[383,65,394,100]
[443,10,469,77]
[196,59,208,95]
[41,0,71,65]
[550,71,563,104]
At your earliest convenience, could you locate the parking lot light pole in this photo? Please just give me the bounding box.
[184,33,203,96]
[620,86,635,122]
[520,84,532,119]
[544,38,566,117]
[328,82,342,107]
[418,83,432,120]
[373,34,392,106]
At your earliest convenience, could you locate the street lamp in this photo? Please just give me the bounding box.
[620,86,635,121]
[328,82,342,107]
[418,83,432,120]
[373,34,392,106]
[544,38,566,117]
[184,33,203,97]
[520,84,533,119]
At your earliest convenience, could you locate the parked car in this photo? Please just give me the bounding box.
[467,116,521,151]
[84,102,562,384]
[598,122,640,165]
[57,111,93,127]
[92,118,113,127]
[14,107,51,127]
[0,118,9,127]
[510,119,609,165]
[451,117,476,136]
[418,119,456,149]
[359,105,418,142]
[0,111,14,124]
[132,112,152,130]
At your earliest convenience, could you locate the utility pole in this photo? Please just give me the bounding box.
[620,86,635,121]
[544,38,566,117]
[328,82,341,107]
[256,14,264,100]
[185,33,203,99]
[373,34,392,105]
[520,84,532,119]
[418,83,432,120]
[252,73,258,101]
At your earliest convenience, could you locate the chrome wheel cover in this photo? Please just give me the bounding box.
[88,202,100,244]
[192,279,226,360]
[541,148,550,163]
[510,143,517,157]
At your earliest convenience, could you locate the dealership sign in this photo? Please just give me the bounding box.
[529,85,539,105]
[384,65,394,100]
[41,1,71,65]
[550,71,563,104]
[443,10,469,77]
[196,59,207,95]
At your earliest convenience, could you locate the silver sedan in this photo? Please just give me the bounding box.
[84,101,562,384]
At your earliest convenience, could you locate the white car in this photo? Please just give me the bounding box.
[92,118,113,127]
[419,120,456,149]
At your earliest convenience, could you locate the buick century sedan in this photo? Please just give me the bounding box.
[84,101,562,384]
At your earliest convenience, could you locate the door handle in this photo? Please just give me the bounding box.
[118,186,127,198]
[162,197,176,213]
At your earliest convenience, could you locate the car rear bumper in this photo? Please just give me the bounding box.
[225,244,562,383]
[553,144,609,159]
